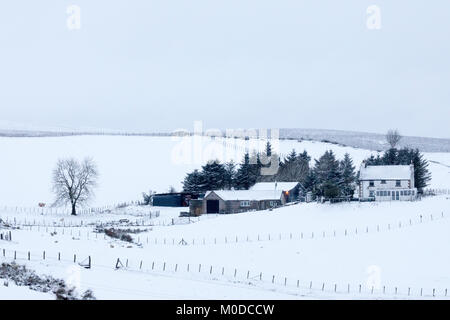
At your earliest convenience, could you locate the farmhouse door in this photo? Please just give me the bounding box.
[206,200,220,214]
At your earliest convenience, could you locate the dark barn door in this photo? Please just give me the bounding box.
[206,200,220,214]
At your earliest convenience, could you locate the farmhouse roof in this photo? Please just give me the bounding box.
[359,165,413,180]
[205,190,284,201]
[250,182,299,191]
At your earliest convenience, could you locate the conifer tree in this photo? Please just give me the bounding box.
[312,150,342,198]
[201,160,226,190]
[182,169,206,192]
[339,153,356,197]
[223,160,236,190]
[235,153,257,190]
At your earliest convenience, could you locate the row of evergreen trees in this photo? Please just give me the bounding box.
[363,147,431,192]
[182,142,358,198]
[182,144,431,198]
[305,152,357,198]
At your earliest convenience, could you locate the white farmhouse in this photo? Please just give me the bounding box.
[358,163,417,201]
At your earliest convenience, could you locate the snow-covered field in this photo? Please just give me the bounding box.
[1,135,450,299]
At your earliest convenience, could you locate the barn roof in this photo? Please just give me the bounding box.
[250,182,300,191]
[205,190,284,201]
[359,165,413,180]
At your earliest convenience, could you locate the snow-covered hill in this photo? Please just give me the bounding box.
[280,128,450,153]
[0,135,449,207]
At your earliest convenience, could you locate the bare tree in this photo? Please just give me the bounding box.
[386,129,402,149]
[52,158,99,215]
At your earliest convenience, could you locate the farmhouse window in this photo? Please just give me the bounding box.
[381,180,386,184]
[396,180,401,187]
[369,181,374,187]
[240,201,250,207]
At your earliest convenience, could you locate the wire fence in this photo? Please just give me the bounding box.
[422,188,450,196]
[132,211,447,247]
[0,215,161,228]
[0,246,447,299]
[0,230,12,241]
[0,212,220,230]
[12,211,446,248]
[0,201,144,216]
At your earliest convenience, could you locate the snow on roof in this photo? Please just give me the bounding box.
[205,190,284,201]
[250,182,299,191]
[359,165,413,180]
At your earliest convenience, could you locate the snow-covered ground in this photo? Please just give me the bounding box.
[1,135,450,299]
[1,195,450,299]
[0,282,54,300]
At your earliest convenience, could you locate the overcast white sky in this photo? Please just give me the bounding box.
[0,1,449,138]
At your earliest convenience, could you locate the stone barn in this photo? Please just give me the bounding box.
[193,190,285,215]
